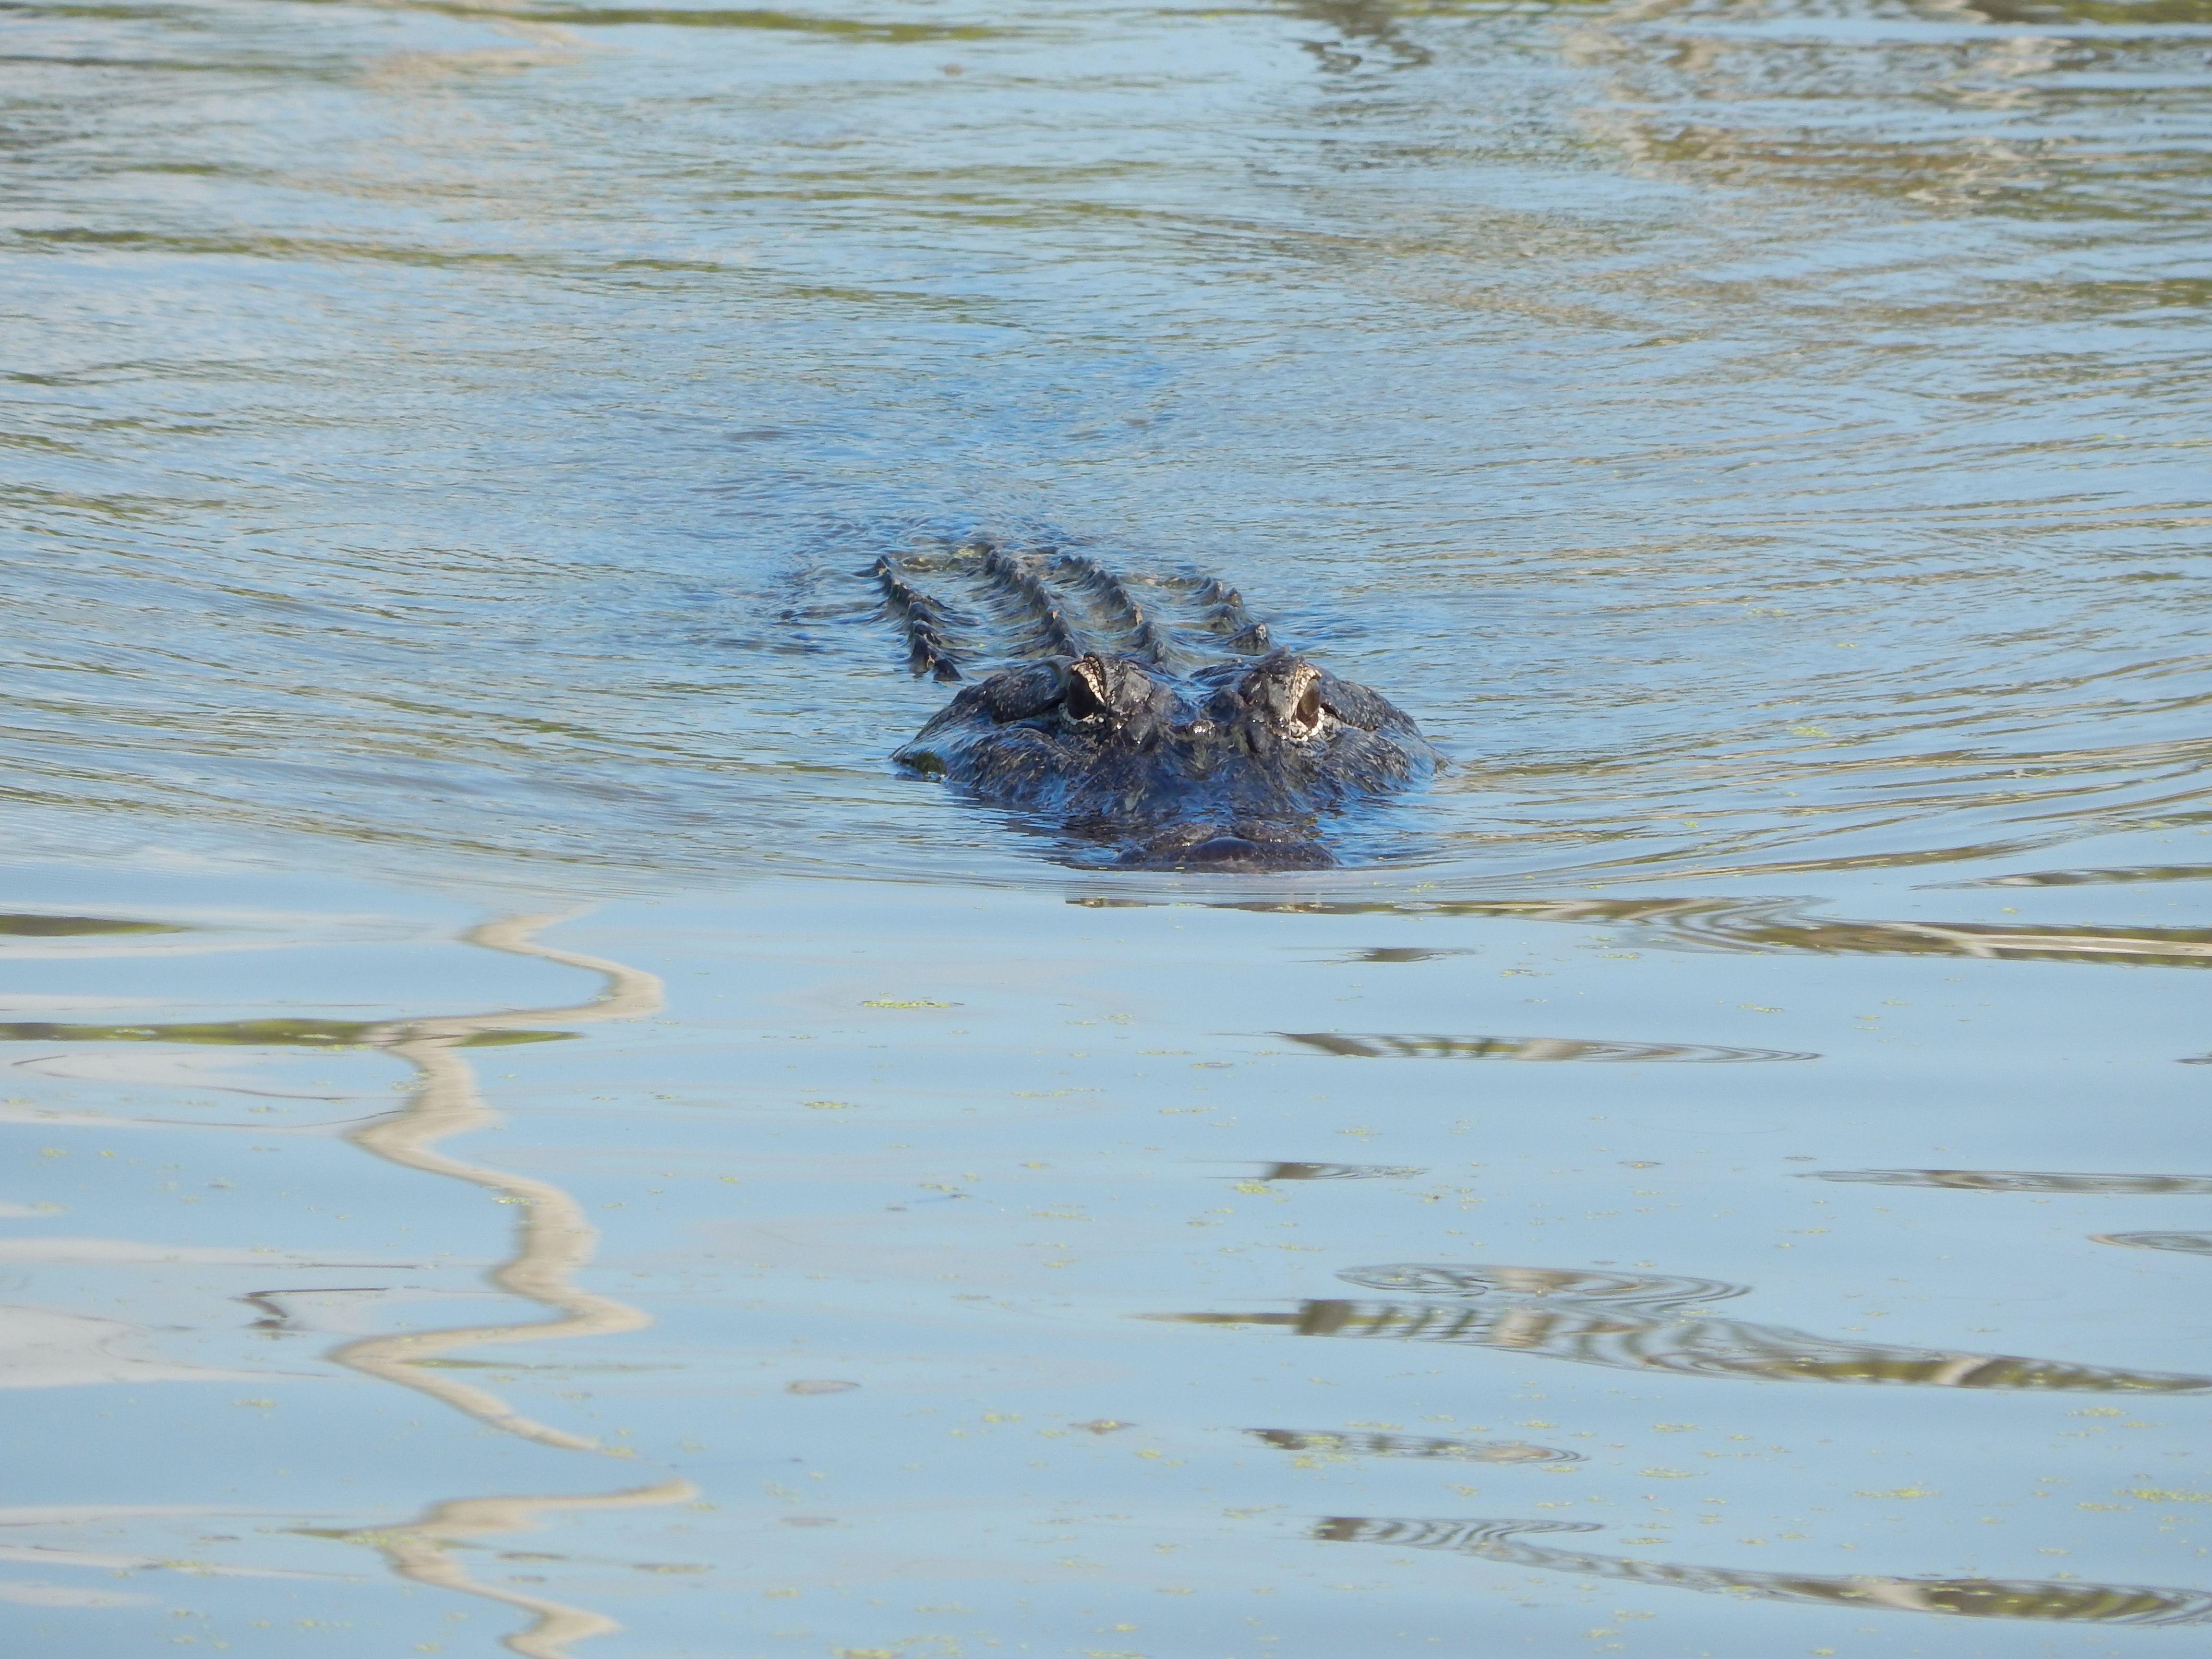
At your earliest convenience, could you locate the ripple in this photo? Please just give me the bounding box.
[1248,1429,1581,1465]
[1279,1032,1816,1063]
[1814,1169,2212,1194]
[1951,864,2212,888]
[1317,1516,2212,1625]
[1155,1261,2212,1393]
[2093,1231,2212,1254]
[0,1018,577,1049]
[1250,1161,1428,1181]
[1338,1263,1749,1311]
[1202,896,2212,968]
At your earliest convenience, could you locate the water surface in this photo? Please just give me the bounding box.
[4,0,2212,1652]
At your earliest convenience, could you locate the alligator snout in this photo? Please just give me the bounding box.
[1122,820,1338,872]
[1154,836,1335,872]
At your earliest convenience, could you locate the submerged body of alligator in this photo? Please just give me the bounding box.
[869,537,1438,870]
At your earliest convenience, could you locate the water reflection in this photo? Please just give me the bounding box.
[1342,1263,1746,1308]
[1253,1160,1429,1180]
[1141,895,2212,968]
[0,1303,268,1388]
[1814,1169,2212,1194]
[1316,1516,2212,1625]
[239,1287,393,1333]
[0,1503,349,1586]
[313,914,702,1652]
[0,911,685,1650]
[0,1017,575,1049]
[1336,947,1474,963]
[1968,0,2212,22]
[336,914,661,1452]
[398,3,1006,40]
[307,1480,698,1659]
[1963,865,2212,888]
[1562,0,2212,222]
[1281,0,1438,70]
[1250,1428,1580,1464]
[1155,1261,2212,1391]
[2094,1232,2212,1255]
[1281,1031,1815,1062]
[0,914,177,938]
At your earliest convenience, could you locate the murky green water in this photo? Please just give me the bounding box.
[6,0,2212,1652]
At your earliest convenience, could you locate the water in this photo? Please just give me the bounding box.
[4,0,2212,1651]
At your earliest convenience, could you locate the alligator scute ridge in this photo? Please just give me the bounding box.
[868,536,1438,871]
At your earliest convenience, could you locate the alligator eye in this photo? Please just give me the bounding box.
[1273,678,1327,740]
[1064,669,1109,722]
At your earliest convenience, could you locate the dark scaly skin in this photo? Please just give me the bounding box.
[894,647,1441,870]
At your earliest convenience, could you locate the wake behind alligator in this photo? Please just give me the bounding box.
[868,536,1439,870]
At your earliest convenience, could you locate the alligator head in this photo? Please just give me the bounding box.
[894,648,1440,870]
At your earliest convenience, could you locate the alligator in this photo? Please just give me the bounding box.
[868,536,1440,870]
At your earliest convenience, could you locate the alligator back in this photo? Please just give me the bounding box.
[868,536,1275,684]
